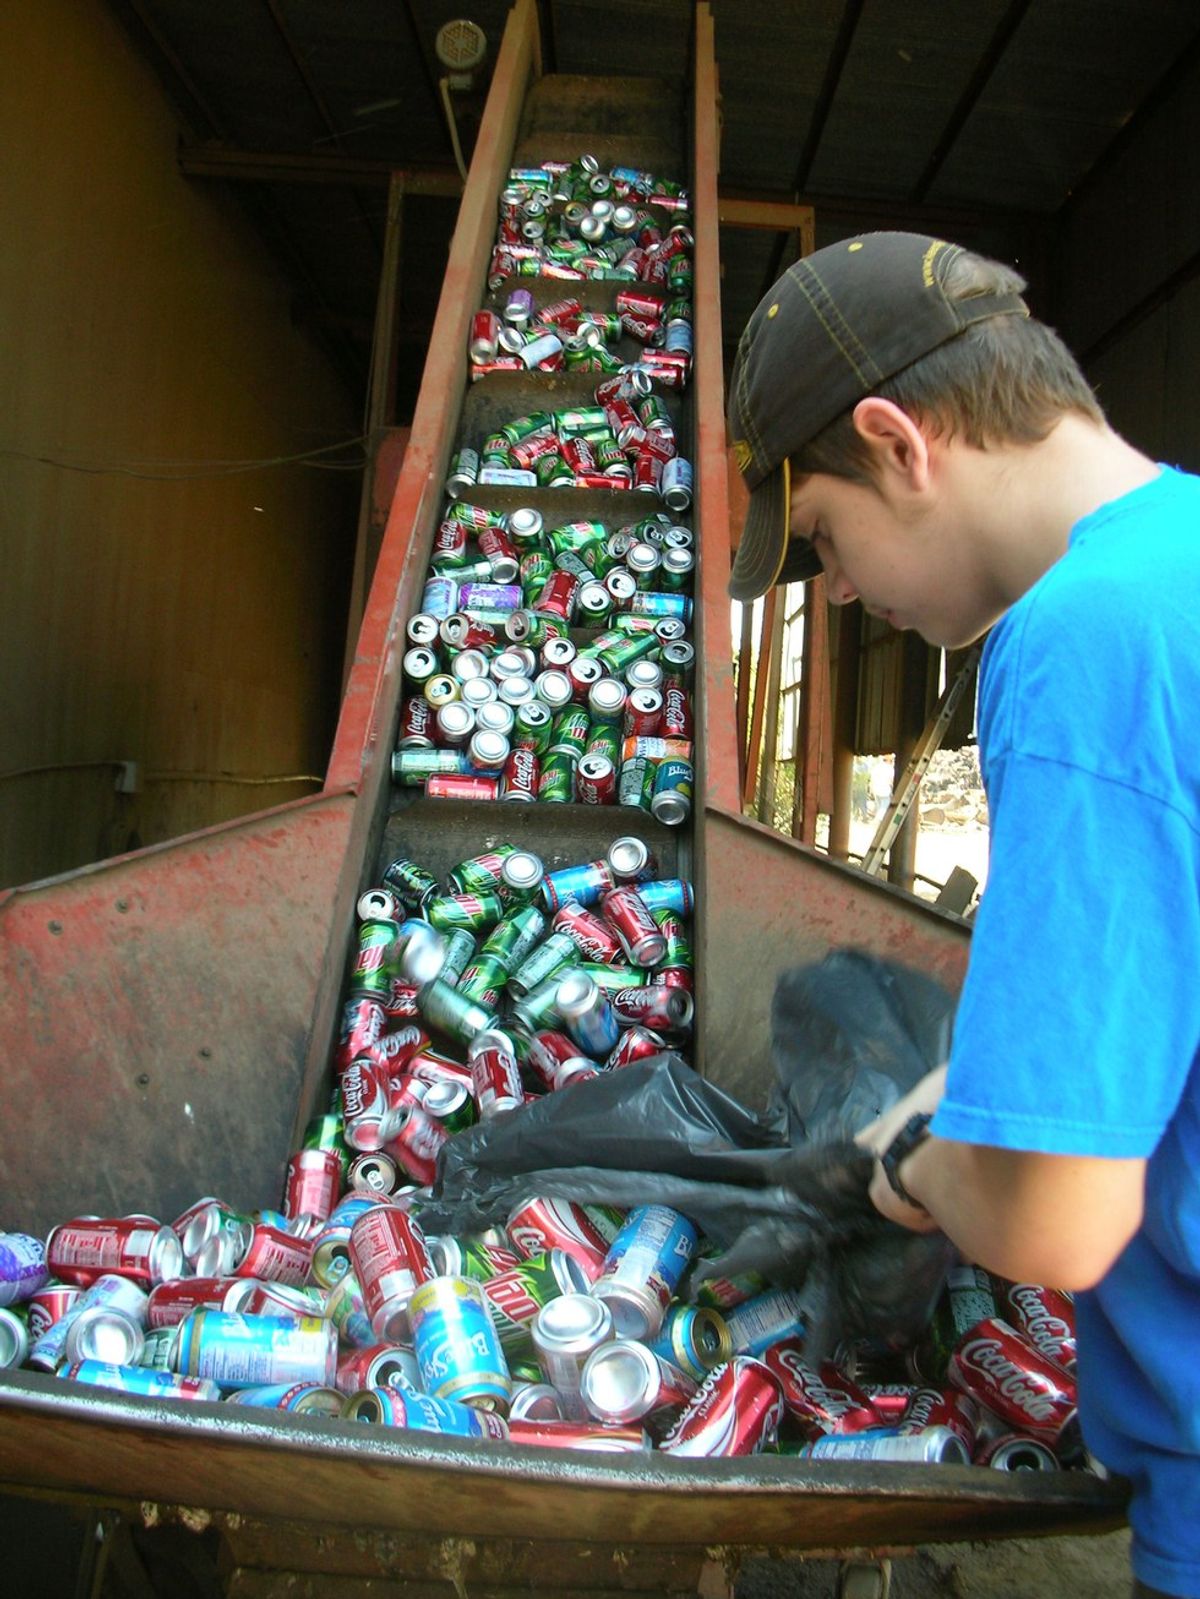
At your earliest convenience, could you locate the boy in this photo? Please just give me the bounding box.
[727,232,1200,1598]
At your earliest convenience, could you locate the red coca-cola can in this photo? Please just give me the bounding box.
[468,1030,525,1119]
[861,1383,916,1424]
[381,982,422,1021]
[408,1049,474,1093]
[660,1358,785,1457]
[1002,1282,1076,1372]
[525,1029,595,1091]
[284,1148,342,1224]
[469,359,522,381]
[609,984,694,1033]
[333,997,387,1073]
[533,570,579,622]
[469,308,500,362]
[385,1100,449,1187]
[234,1224,313,1286]
[374,1023,428,1073]
[340,1054,401,1153]
[506,1197,610,1281]
[621,312,662,345]
[600,886,668,967]
[947,1317,1078,1446]
[604,398,643,445]
[615,287,665,320]
[146,1278,234,1329]
[650,965,693,991]
[398,696,437,750]
[553,902,624,963]
[432,517,469,564]
[639,353,689,390]
[501,746,540,802]
[506,1419,649,1451]
[633,453,663,492]
[511,432,562,469]
[560,435,597,474]
[47,1218,182,1288]
[899,1385,981,1452]
[762,1338,881,1437]
[478,524,520,568]
[604,1026,665,1070]
[662,681,693,739]
[349,1205,434,1341]
[426,775,500,801]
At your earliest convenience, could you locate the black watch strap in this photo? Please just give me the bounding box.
[881,1112,933,1209]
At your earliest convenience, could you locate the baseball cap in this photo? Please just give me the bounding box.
[726,232,1029,601]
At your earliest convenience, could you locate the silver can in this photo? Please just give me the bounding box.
[533,669,573,711]
[801,1426,969,1465]
[588,678,627,722]
[406,613,442,648]
[436,702,476,748]
[64,1307,145,1368]
[476,701,516,737]
[0,1308,29,1370]
[541,636,576,668]
[467,730,510,770]
[460,675,498,708]
[661,457,693,513]
[607,836,653,881]
[505,506,544,545]
[532,1292,614,1420]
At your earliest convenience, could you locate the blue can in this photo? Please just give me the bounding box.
[723,1287,807,1358]
[554,969,620,1058]
[591,1206,699,1340]
[345,1384,509,1439]
[409,1275,511,1412]
[175,1310,337,1391]
[541,860,614,911]
[225,1383,345,1415]
[421,574,459,620]
[628,591,692,623]
[67,1360,221,1402]
[633,878,694,917]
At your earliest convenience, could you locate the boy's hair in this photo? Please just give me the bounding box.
[791,251,1105,485]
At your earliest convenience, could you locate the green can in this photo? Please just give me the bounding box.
[381,857,438,914]
[554,550,593,584]
[597,632,661,674]
[652,906,693,968]
[435,557,493,585]
[579,962,647,992]
[501,411,554,444]
[457,953,508,1009]
[481,904,546,970]
[391,749,468,785]
[417,976,496,1044]
[440,927,477,985]
[519,552,555,592]
[548,707,590,761]
[612,613,662,635]
[348,917,398,999]
[514,699,555,755]
[481,431,512,465]
[618,755,655,809]
[448,847,517,896]
[537,751,577,803]
[483,1250,586,1356]
[554,406,607,436]
[575,627,625,661]
[426,889,505,934]
[591,343,624,375]
[585,721,622,767]
[546,520,607,557]
[447,500,504,529]
[667,254,694,294]
[508,930,579,999]
[303,1115,351,1181]
[534,451,569,487]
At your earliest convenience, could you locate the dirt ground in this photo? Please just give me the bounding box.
[736,1527,1133,1598]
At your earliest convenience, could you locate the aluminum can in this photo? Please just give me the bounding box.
[321,1269,374,1348]
[524,1029,595,1092]
[349,1206,434,1342]
[457,954,507,1010]
[385,1101,450,1188]
[225,1383,345,1415]
[647,1305,732,1382]
[426,890,504,935]
[800,1426,969,1464]
[508,933,579,1002]
[25,1284,82,1342]
[427,775,499,801]
[607,839,655,888]
[947,1317,1078,1446]
[420,574,459,620]
[650,908,692,974]
[548,706,590,761]
[410,1275,512,1411]
[63,1306,146,1368]
[604,1026,665,1069]
[284,1148,342,1224]
[861,1383,916,1423]
[417,976,495,1044]
[429,1236,520,1282]
[537,752,576,804]
[175,1311,337,1391]
[724,1287,807,1358]
[0,1308,29,1369]
[340,1055,402,1153]
[66,1361,221,1403]
[468,1029,525,1118]
[309,1195,388,1289]
[661,455,693,511]
[481,904,545,973]
[500,745,539,801]
[343,1385,509,1439]
[506,1197,609,1282]
[599,886,667,967]
[609,984,693,1034]
[582,1337,697,1427]
[469,308,501,362]
[506,1418,648,1451]
[763,1338,881,1437]
[335,1341,422,1395]
[660,1358,785,1457]
[899,1385,981,1453]
[381,857,439,914]
[392,749,471,786]
[137,1326,180,1371]
[0,1233,49,1306]
[231,1224,313,1286]
[977,1433,1061,1471]
[542,860,615,912]
[347,917,398,1001]
[235,1281,327,1322]
[445,446,479,498]
[651,759,692,826]
[1002,1282,1077,1372]
[552,903,624,965]
[555,969,621,1057]
[591,1205,698,1340]
[532,668,573,711]
[509,1382,565,1422]
[147,1278,234,1329]
[482,1249,591,1357]
[636,878,694,918]
[576,753,617,805]
[47,1218,182,1289]
[28,1273,150,1371]
[532,1292,614,1420]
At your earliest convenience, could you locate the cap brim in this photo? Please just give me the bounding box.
[728,460,822,601]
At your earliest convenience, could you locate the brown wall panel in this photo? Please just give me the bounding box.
[0,0,359,887]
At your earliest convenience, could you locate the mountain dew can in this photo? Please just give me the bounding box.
[508,931,579,999]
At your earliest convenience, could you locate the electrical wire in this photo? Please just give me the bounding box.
[0,434,368,481]
[439,77,470,183]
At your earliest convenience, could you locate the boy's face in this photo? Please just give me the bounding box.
[787,468,999,650]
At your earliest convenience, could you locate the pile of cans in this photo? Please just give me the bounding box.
[396,501,694,817]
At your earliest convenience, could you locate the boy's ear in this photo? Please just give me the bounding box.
[851,397,932,492]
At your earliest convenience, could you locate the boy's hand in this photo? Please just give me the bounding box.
[856,1065,948,1233]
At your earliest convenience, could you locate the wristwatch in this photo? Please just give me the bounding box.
[880,1113,932,1209]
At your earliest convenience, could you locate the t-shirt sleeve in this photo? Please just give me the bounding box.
[933,748,1200,1158]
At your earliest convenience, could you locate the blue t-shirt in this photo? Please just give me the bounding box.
[931,466,1200,1596]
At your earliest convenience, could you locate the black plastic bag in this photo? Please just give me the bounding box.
[426,951,958,1353]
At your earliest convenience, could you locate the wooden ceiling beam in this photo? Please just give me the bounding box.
[178,145,464,195]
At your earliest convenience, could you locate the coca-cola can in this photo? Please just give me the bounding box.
[582,1337,697,1427]
[609,984,694,1034]
[660,1358,785,1457]
[385,1100,450,1188]
[340,1055,403,1153]
[500,745,540,801]
[576,753,617,806]
[599,886,667,967]
[947,1317,1078,1446]
[1001,1282,1076,1372]
[898,1385,981,1452]
[762,1338,881,1437]
[506,1418,649,1451]
[604,1026,665,1070]
[283,1148,342,1224]
[47,1218,182,1288]
[506,1197,609,1282]
[525,1029,595,1092]
[468,1030,525,1119]
[349,1206,434,1341]
[469,308,500,362]
[147,1278,236,1329]
[552,903,624,965]
[234,1224,313,1286]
